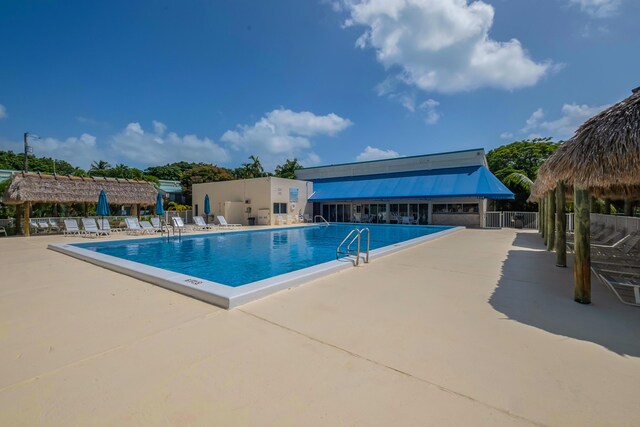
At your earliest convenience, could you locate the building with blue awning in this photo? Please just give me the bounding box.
[295,148,513,227]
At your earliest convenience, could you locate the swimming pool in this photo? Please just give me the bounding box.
[49,223,460,308]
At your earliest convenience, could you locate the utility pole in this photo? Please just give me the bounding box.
[23,132,38,173]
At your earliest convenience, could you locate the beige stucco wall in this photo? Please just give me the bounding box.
[192,178,312,226]
[432,213,480,227]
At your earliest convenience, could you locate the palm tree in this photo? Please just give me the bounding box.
[89,160,111,175]
[503,172,534,192]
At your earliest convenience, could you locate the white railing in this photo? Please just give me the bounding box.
[483,211,539,229]
[566,213,574,233]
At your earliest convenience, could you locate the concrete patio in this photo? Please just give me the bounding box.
[0,228,638,426]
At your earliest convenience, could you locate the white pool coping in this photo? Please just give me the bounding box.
[48,225,463,309]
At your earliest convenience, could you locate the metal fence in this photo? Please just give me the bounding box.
[483,211,539,229]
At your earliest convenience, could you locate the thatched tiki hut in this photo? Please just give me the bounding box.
[531,86,640,304]
[2,172,158,236]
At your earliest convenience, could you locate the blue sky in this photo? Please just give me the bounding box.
[1,0,639,171]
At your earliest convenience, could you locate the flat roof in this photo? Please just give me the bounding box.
[298,148,486,171]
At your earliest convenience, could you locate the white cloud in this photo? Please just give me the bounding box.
[419,99,441,124]
[301,152,322,167]
[111,121,229,167]
[515,103,610,140]
[342,0,551,93]
[221,108,352,169]
[356,146,401,161]
[0,104,6,119]
[152,120,167,135]
[35,133,102,169]
[500,132,514,140]
[568,0,623,18]
[537,103,610,139]
[521,107,545,132]
[0,121,229,170]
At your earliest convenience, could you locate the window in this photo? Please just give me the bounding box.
[273,203,287,214]
[463,203,479,213]
[433,204,448,213]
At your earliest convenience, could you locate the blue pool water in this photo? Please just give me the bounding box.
[74,223,451,287]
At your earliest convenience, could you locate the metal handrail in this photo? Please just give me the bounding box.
[360,227,370,264]
[336,227,371,266]
[314,215,330,226]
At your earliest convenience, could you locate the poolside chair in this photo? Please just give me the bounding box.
[125,217,145,235]
[97,218,114,234]
[193,215,215,230]
[151,217,166,232]
[63,219,83,236]
[216,215,241,228]
[48,218,61,233]
[0,225,6,237]
[303,213,313,223]
[595,270,640,306]
[171,216,192,233]
[82,218,109,238]
[139,220,155,234]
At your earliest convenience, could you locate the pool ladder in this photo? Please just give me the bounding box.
[336,227,370,266]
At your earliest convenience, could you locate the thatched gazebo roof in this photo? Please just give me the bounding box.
[2,172,158,205]
[531,87,640,201]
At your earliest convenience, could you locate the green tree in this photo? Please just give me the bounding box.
[89,160,112,175]
[235,155,269,179]
[144,161,202,180]
[180,165,234,204]
[274,158,303,179]
[0,150,79,175]
[486,138,561,211]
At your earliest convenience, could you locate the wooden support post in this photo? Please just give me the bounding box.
[573,185,591,304]
[537,201,542,233]
[23,202,31,237]
[547,188,556,251]
[555,183,566,267]
[540,194,547,241]
[136,204,141,220]
[604,199,611,215]
[624,199,633,216]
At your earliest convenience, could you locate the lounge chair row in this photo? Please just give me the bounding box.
[583,227,640,307]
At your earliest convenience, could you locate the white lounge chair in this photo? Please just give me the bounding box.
[171,216,191,232]
[97,218,115,234]
[193,216,215,230]
[63,219,83,236]
[303,213,312,223]
[48,218,61,233]
[0,225,7,237]
[216,215,241,228]
[82,218,109,237]
[139,220,155,234]
[125,217,145,235]
[151,217,165,232]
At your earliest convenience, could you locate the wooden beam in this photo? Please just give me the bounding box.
[547,189,556,251]
[542,196,547,243]
[573,185,591,304]
[555,183,567,267]
[23,201,31,237]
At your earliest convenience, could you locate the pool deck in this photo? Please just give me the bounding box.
[1,227,638,426]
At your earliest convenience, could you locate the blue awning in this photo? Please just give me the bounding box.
[308,165,513,201]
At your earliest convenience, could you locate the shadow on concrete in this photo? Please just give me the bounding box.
[489,231,640,357]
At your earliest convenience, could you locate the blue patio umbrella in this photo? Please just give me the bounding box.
[96,189,109,229]
[204,194,211,222]
[155,192,165,216]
